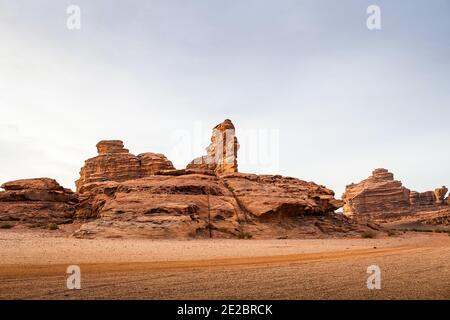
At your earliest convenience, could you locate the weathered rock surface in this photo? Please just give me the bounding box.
[343,168,449,225]
[138,153,175,176]
[222,173,343,219]
[73,174,242,238]
[73,173,350,239]
[76,140,174,191]
[0,178,77,226]
[1,119,371,238]
[342,169,411,219]
[410,191,436,207]
[434,186,448,205]
[187,119,239,174]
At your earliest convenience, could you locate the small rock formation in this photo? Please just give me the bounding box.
[343,168,449,223]
[187,119,239,175]
[138,153,175,176]
[434,186,448,205]
[0,178,77,226]
[76,140,174,191]
[342,169,411,219]
[96,140,129,154]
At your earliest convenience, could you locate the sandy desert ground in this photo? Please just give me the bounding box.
[0,228,449,300]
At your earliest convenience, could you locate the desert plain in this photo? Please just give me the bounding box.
[0,226,449,300]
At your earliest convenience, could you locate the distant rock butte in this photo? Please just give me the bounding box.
[0,178,77,226]
[342,168,449,221]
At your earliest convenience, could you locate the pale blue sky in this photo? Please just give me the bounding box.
[0,0,449,196]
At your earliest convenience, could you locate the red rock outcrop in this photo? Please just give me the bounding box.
[73,172,349,239]
[73,174,240,238]
[434,186,448,205]
[0,178,77,226]
[343,168,449,223]
[1,119,363,238]
[222,173,343,219]
[187,119,239,174]
[138,153,175,176]
[76,140,174,191]
[71,120,356,238]
[342,169,411,219]
[409,191,436,207]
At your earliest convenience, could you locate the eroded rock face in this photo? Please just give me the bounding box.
[138,153,175,176]
[410,191,436,207]
[73,172,348,239]
[96,140,129,154]
[73,174,242,238]
[187,119,239,175]
[0,178,77,226]
[222,173,343,219]
[76,140,174,191]
[342,169,411,219]
[434,186,448,205]
[343,168,449,222]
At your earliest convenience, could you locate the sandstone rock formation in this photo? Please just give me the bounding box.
[187,119,239,174]
[1,119,368,238]
[73,174,241,238]
[434,186,448,205]
[76,140,174,191]
[138,153,175,176]
[342,169,411,219]
[410,191,436,206]
[73,172,355,239]
[221,173,343,219]
[343,168,449,223]
[0,178,77,226]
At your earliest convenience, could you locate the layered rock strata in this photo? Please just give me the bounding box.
[76,140,174,191]
[0,178,77,226]
[73,172,348,239]
[343,168,448,221]
[342,169,411,218]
